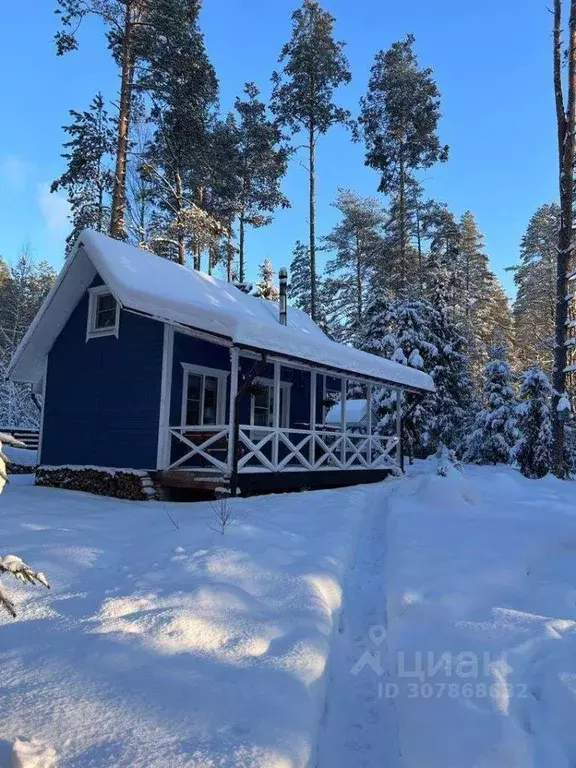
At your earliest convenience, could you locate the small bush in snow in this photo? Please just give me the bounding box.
[434,445,462,477]
[515,365,553,479]
[208,494,235,535]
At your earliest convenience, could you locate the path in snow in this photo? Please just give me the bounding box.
[316,482,400,768]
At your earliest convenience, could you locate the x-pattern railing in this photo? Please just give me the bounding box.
[237,426,398,473]
[167,425,399,474]
[168,426,229,471]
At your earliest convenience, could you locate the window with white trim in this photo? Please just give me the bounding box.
[181,364,228,426]
[87,286,120,339]
[250,380,291,428]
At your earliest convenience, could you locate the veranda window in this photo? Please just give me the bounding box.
[250,382,290,428]
[181,365,228,426]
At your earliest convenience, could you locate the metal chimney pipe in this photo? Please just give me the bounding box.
[279,267,288,326]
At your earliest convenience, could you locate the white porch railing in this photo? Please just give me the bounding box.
[168,426,230,472]
[167,424,398,473]
[237,426,398,473]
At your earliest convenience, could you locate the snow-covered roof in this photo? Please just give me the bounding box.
[325,399,373,425]
[9,230,435,393]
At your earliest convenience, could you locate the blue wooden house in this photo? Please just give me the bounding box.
[8,231,435,494]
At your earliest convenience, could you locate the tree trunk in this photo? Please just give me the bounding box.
[552,0,576,476]
[416,205,423,297]
[174,170,186,265]
[399,143,406,296]
[109,0,136,241]
[227,216,234,282]
[309,123,317,321]
[355,231,362,324]
[239,212,246,283]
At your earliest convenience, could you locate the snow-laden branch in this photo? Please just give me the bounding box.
[0,432,50,617]
[0,557,50,618]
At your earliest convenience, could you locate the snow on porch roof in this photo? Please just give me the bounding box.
[9,230,435,393]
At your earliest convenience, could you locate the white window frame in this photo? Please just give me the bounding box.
[180,363,228,427]
[86,285,120,340]
[322,374,342,424]
[249,377,291,429]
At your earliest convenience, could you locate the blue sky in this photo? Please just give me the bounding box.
[0,0,558,295]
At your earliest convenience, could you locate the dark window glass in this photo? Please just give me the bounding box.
[186,374,202,425]
[95,293,117,329]
[253,387,271,427]
[203,376,218,425]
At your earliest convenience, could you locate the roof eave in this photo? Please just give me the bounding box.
[232,342,435,395]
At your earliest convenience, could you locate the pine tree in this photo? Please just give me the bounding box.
[449,211,515,384]
[289,240,331,330]
[254,258,279,300]
[474,272,515,376]
[458,211,490,346]
[124,105,157,248]
[289,240,313,315]
[420,203,461,308]
[55,0,147,239]
[271,0,352,321]
[360,35,449,297]
[234,83,291,282]
[0,249,57,427]
[464,345,518,465]
[552,0,576,476]
[364,295,437,460]
[138,0,220,267]
[51,93,115,248]
[426,256,474,453]
[511,204,559,376]
[323,189,386,344]
[515,365,554,478]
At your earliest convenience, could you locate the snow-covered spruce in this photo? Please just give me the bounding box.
[426,254,475,454]
[0,432,50,617]
[464,345,518,465]
[253,257,279,301]
[514,365,554,479]
[364,296,437,461]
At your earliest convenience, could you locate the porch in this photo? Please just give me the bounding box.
[158,343,403,494]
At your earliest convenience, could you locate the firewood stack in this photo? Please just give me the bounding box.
[35,466,157,501]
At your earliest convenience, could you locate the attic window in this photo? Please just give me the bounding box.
[87,286,120,340]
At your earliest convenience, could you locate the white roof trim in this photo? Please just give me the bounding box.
[9,230,435,394]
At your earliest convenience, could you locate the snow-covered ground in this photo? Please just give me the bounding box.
[318,461,576,768]
[4,446,38,467]
[2,465,576,767]
[383,464,576,768]
[0,475,386,767]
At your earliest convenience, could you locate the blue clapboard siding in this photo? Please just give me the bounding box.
[42,287,164,469]
[168,332,231,467]
[169,332,231,426]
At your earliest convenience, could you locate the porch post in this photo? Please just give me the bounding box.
[340,376,347,466]
[309,369,317,466]
[396,388,403,471]
[227,347,239,473]
[156,323,174,470]
[272,360,281,469]
[366,382,373,467]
